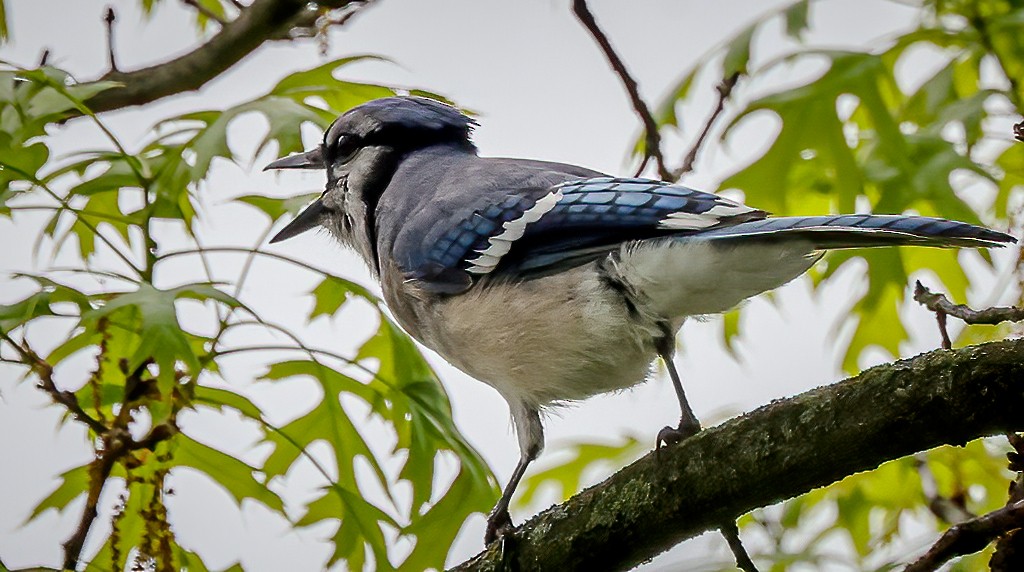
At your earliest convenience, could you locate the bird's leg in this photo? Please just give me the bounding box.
[655,335,701,449]
[486,452,531,544]
[652,337,759,571]
[486,404,543,545]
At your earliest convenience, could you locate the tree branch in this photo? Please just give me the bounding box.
[62,428,131,570]
[79,0,362,115]
[571,0,671,181]
[914,281,1024,349]
[905,500,1024,572]
[103,7,118,73]
[914,281,1024,325]
[672,72,739,179]
[0,332,108,435]
[451,338,1024,571]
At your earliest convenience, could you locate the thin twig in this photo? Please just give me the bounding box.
[103,6,118,73]
[0,332,108,435]
[132,422,179,451]
[935,309,952,350]
[720,520,758,572]
[38,48,51,67]
[913,281,1024,350]
[571,0,672,181]
[182,0,229,25]
[672,72,740,179]
[904,500,1024,572]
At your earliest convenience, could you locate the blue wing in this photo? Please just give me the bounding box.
[409,177,764,292]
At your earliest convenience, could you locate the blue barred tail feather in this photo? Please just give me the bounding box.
[696,214,1016,249]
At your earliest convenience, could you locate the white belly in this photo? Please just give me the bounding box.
[420,264,661,409]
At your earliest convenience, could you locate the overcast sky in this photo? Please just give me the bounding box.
[1,1,1015,570]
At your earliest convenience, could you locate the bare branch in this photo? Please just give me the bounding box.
[720,520,758,572]
[905,500,1024,572]
[914,281,1024,349]
[672,72,739,179]
[0,332,108,435]
[182,0,229,25]
[103,7,118,73]
[79,0,364,115]
[451,339,1024,571]
[571,0,671,181]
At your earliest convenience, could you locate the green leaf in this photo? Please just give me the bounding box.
[27,463,90,522]
[653,67,699,130]
[235,192,320,222]
[721,308,742,356]
[307,275,375,320]
[784,0,810,40]
[296,486,395,571]
[0,186,15,216]
[192,385,264,420]
[259,359,386,490]
[826,250,908,373]
[174,434,284,512]
[401,465,495,570]
[0,0,8,42]
[722,23,756,77]
[0,278,91,331]
[82,283,237,380]
[515,435,642,508]
[0,141,49,188]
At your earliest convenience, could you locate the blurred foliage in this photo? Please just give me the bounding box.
[586,0,1023,569]
[0,55,494,571]
[638,0,1023,370]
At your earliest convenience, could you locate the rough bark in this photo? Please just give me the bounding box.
[451,338,1024,571]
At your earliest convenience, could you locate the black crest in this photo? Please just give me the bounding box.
[325,96,477,151]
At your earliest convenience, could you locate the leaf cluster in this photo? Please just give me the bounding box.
[0,56,494,571]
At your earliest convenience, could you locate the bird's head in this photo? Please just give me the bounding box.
[265,96,476,245]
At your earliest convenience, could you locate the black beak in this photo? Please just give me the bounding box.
[263,147,325,171]
[270,199,327,243]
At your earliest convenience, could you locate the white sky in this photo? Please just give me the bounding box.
[1,0,1017,570]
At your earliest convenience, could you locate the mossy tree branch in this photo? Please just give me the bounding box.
[451,338,1024,571]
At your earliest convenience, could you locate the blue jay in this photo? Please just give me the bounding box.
[265,96,1016,543]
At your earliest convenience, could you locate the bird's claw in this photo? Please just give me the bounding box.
[485,507,514,545]
[656,420,701,452]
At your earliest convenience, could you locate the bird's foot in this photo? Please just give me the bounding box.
[656,418,702,451]
[485,507,514,545]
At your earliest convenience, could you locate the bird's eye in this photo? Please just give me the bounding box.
[328,135,359,164]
